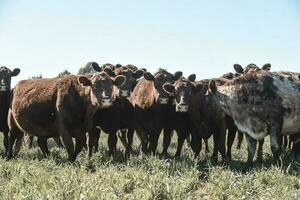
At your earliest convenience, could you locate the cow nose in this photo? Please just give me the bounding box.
[101,99,113,108]
[176,104,189,112]
[120,90,129,97]
[159,98,169,104]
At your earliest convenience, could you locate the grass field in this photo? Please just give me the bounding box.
[0,133,299,200]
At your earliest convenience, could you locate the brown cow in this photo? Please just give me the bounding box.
[0,66,20,154]
[130,69,182,155]
[163,76,229,161]
[87,65,144,158]
[162,74,207,158]
[208,70,300,167]
[7,65,125,162]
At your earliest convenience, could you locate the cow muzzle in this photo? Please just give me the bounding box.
[176,104,189,112]
[100,99,113,108]
[159,97,169,104]
[120,90,130,97]
[0,86,7,92]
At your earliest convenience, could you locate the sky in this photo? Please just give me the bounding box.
[0,0,299,85]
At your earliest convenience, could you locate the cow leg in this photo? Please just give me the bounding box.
[227,124,237,160]
[135,127,149,154]
[24,135,34,149]
[149,130,161,156]
[73,135,86,159]
[13,132,24,157]
[282,135,288,150]
[87,130,97,159]
[269,124,282,165]
[53,136,64,148]
[118,129,128,149]
[190,129,202,159]
[162,128,172,159]
[174,130,189,158]
[257,139,264,163]
[292,135,300,159]
[125,128,134,159]
[59,127,75,162]
[245,134,257,168]
[37,137,50,157]
[186,135,191,147]
[94,128,101,153]
[204,139,209,154]
[7,111,23,159]
[108,132,117,157]
[3,130,9,155]
[237,131,244,149]
[212,122,227,162]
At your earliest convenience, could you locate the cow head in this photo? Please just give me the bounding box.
[234,63,271,75]
[102,63,116,71]
[78,65,126,108]
[114,66,144,98]
[163,74,203,112]
[144,69,182,104]
[0,66,20,92]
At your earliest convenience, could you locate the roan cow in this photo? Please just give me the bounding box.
[207,70,300,167]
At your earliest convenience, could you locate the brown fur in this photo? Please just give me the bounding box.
[8,73,125,162]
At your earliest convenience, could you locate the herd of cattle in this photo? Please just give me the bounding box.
[0,63,299,168]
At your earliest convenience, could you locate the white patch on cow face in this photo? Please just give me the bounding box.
[101,91,109,98]
[272,75,300,135]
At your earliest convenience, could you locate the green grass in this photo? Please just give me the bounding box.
[0,133,299,200]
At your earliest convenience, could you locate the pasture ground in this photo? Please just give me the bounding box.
[0,133,299,199]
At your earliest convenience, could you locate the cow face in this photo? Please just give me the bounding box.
[144,69,182,104]
[0,66,20,92]
[234,63,271,75]
[78,72,126,108]
[163,74,202,112]
[114,66,144,98]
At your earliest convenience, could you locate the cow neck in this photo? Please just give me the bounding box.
[81,87,99,129]
[0,91,10,104]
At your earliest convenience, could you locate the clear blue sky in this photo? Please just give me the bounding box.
[0,0,299,85]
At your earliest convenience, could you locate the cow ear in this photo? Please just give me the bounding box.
[78,76,92,87]
[188,74,196,82]
[86,62,101,72]
[163,83,175,94]
[144,72,155,81]
[11,68,20,77]
[173,71,183,81]
[140,68,147,72]
[114,75,126,87]
[115,64,122,69]
[234,64,244,74]
[104,67,116,77]
[133,69,144,79]
[262,63,271,71]
[193,83,203,92]
[208,80,217,94]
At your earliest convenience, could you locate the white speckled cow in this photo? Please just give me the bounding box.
[208,70,300,167]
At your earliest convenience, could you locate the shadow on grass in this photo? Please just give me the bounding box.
[195,151,300,176]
